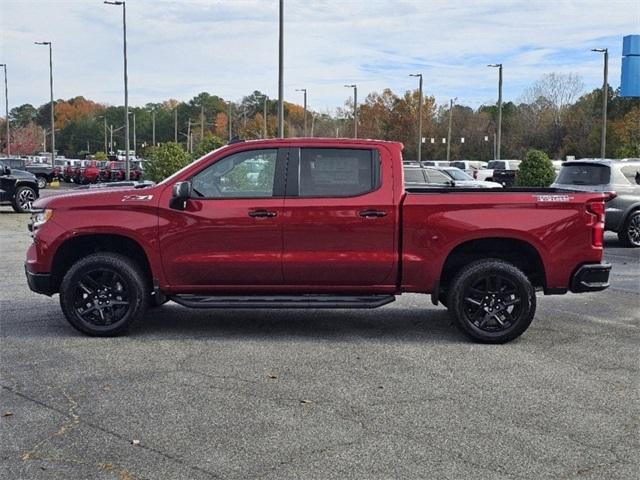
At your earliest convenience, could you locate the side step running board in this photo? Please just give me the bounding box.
[169,294,396,309]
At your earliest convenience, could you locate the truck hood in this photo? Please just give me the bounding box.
[32,184,161,210]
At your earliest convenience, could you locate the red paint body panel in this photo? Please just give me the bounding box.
[28,138,608,297]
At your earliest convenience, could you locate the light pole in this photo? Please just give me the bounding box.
[0,64,9,155]
[487,63,502,160]
[295,88,307,136]
[277,0,284,138]
[128,111,136,155]
[200,104,205,140]
[34,42,55,164]
[263,96,268,138]
[151,109,156,146]
[344,84,357,138]
[592,48,609,159]
[105,0,130,179]
[174,108,178,142]
[228,101,232,141]
[446,98,455,162]
[409,73,423,165]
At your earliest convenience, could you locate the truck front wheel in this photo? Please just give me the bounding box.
[447,259,536,343]
[59,253,148,336]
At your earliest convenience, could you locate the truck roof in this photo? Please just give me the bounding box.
[229,137,404,149]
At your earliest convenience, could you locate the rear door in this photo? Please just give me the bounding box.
[282,146,397,287]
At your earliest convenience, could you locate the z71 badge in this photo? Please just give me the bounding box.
[122,194,154,202]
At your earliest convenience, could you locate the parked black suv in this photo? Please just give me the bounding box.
[0,162,40,212]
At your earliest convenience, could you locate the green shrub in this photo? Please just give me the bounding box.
[193,134,226,160]
[515,149,556,187]
[144,142,191,182]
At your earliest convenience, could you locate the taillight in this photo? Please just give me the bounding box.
[587,201,605,247]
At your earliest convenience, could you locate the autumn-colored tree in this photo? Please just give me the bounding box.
[8,123,42,155]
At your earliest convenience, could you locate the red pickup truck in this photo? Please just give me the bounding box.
[25,138,611,343]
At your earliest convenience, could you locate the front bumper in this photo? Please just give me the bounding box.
[570,263,611,293]
[25,264,55,296]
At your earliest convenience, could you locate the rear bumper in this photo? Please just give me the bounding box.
[570,263,611,293]
[25,264,55,296]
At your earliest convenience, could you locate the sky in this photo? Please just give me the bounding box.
[1,0,639,113]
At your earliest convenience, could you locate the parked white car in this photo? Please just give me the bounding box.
[437,167,503,188]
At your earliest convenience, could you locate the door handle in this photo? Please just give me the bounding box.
[359,210,387,218]
[248,210,277,218]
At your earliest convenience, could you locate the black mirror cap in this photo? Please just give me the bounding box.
[172,181,192,199]
[2,165,10,176]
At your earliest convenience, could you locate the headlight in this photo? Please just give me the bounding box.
[30,209,54,230]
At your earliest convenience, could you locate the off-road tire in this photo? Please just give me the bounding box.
[447,259,536,343]
[59,253,148,336]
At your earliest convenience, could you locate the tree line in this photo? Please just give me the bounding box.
[1,72,638,160]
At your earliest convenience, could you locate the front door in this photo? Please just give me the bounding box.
[281,147,397,287]
[159,148,286,288]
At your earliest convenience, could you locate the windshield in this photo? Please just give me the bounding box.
[556,163,610,185]
[444,168,472,181]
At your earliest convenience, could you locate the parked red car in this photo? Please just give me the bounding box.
[73,160,101,184]
[26,138,611,342]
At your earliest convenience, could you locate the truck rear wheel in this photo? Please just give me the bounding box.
[447,259,536,343]
[59,253,148,336]
[36,176,47,189]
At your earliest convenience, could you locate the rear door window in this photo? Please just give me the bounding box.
[425,169,452,184]
[297,148,380,197]
[556,164,611,185]
[620,165,640,185]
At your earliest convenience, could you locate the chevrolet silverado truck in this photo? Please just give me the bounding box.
[25,138,612,343]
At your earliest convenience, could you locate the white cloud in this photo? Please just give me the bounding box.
[0,0,638,112]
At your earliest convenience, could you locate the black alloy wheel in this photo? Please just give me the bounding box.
[447,259,536,343]
[60,253,148,336]
[12,186,36,213]
[619,211,640,248]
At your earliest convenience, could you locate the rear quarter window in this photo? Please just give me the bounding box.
[556,164,611,185]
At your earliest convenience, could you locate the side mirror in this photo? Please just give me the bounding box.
[170,181,192,210]
[2,165,10,176]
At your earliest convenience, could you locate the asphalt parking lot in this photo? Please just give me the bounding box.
[1,195,638,480]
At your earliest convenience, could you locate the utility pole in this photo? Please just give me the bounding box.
[228,101,232,141]
[200,104,204,140]
[295,88,307,136]
[187,119,191,152]
[105,1,130,178]
[592,48,609,158]
[446,98,454,162]
[34,42,54,164]
[0,64,9,155]
[263,96,268,138]
[110,124,113,153]
[103,116,108,153]
[344,84,357,138]
[151,110,156,146]
[277,0,284,138]
[410,73,423,165]
[132,113,136,155]
[310,112,315,137]
[174,108,178,142]
[487,63,503,160]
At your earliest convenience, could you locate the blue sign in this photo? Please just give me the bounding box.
[621,35,640,97]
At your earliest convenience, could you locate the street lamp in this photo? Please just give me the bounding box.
[487,63,503,160]
[263,95,268,139]
[0,64,9,156]
[104,0,130,179]
[591,48,609,159]
[34,42,55,164]
[344,84,357,138]
[295,88,307,136]
[446,98,456,162]
[277,0,284,138]
[409,73,423,165]
[128,111,136,155]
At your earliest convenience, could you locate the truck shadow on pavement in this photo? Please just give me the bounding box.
[129,304,468,343]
